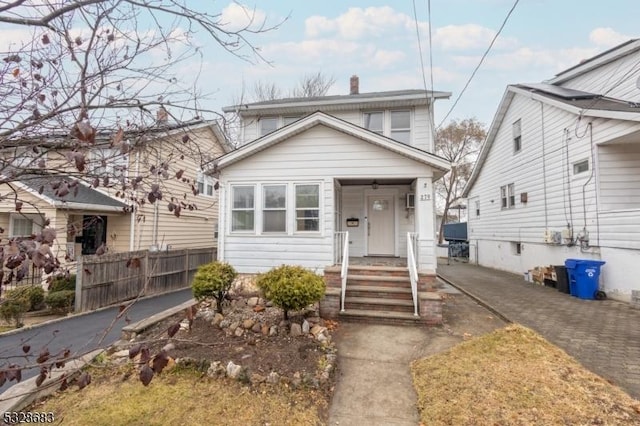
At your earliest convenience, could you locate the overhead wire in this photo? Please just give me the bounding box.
[412,0,437,144]
[437,0,521,129]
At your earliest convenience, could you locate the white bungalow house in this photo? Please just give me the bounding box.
[463,39,640,303]
[217,77,451,323]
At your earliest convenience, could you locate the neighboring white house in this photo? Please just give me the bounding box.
[217,76,451,279]
[463,39,640,302]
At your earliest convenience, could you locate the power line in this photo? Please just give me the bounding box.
[412,0,437,144]
[412,0,429,94]
[437,0,520,129]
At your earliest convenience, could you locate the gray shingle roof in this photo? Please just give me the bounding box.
[515,83,640,113]
[18,174,127,208]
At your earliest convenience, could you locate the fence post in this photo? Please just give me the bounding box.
[75,256,83,313]
[184,248,190,287]
[143,250,149,295]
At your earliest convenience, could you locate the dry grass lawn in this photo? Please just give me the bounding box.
[412,324,640,426]
[32,364,326,425]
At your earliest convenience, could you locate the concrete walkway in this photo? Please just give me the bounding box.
[438,261,640,399]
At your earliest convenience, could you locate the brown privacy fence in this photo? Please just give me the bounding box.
[75,247,216,312]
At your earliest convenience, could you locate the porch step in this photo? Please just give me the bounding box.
[339,309,422,326]
[344,296,415,313]
[346,265,409,277]
[345,285,413,300]
[347,274,410,286]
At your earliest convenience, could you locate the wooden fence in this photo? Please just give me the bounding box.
[75,247,216,312]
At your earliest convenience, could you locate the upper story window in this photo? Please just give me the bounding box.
[259,118,278,136]
[363,110,412,144]
[513,119,522,153]
[283,116,301,126]
[10,148,46,168]
[390,110,411,144]
[363,112,383,134]
[197,171,216,197]
[92,148,127,177]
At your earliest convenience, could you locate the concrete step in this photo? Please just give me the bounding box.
[338,308,422,326]
[345,285,413,300]
[346,265,409,277]
[344,296,415,313]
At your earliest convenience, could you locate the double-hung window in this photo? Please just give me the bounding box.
[231,186,255,231]
[513,119,522,153]
[259,118,278,136]
[363,112,383,134]
[390,110,411,144]
[9,214,43,238]
[92,148,128,177]
[500,184,516,209]
[295,184,320,232]
[197,171,216,196]
[263,185,286,233]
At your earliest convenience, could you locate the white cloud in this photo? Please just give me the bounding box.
[434,24,518,51]
[589,27,633,48]
[262,39,361,60]
[305,6,426,40]
[369,49,406,68]
[219,2,267,32]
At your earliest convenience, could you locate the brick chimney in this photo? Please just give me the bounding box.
[350,75,359,95]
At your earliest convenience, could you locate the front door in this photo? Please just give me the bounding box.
[80,215,108,255]
[367,195,394,255]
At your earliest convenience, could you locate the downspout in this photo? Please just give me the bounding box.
[129,150,140,251]
[539,102,549,228]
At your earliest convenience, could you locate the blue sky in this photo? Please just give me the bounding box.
[1,1,638,128]
[200,0,639,127]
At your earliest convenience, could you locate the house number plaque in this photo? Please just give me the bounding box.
[420,194,431,201]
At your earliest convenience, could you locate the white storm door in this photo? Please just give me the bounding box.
[367,195,395,255]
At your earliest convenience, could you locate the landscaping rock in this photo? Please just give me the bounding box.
[266,371,279,384]
[250,373,266,384]
[269,325,278,337]
[242,319,255,329]
[234,327,244,337]
[207,361,224,378]
[162,342,175,352]
[212,313,224,327]
[310,325,327,339]
[226,361,242,379]
[219,319,230,329]
[290,323,302,337]
[261,324,269,335]
[251,323,262,333]
[229,321,240,332]
[292,371,302,388]
[253,305,265,313]
[247,297,259,307]
[112,350,129,358]
[198,309,215,322]
[302,320,310,334]
[179,319,190,331]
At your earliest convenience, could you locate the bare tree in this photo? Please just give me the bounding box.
[0,0,281,391]
[291,71,336,98]
[435,118,486,243]
[252,80,284,102]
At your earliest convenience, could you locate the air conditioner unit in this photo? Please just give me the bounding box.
[406,193,415,209]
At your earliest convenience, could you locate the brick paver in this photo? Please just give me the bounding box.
[438,261,640,399]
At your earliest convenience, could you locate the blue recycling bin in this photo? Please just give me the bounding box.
[564,259,606,300]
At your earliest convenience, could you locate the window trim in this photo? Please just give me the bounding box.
[475,200,480,217]
[91,147,128,178]
[513,119,522,153]
[363,111,384,134]
[573,158,589,175]
[196,170,216,197]
[230,185,256,233]
[390,110,412,144]
[500,184,516,209]
[294,183,321,233]
[9,213,43,238]
[258,117,278,137]
[262,184,287,233]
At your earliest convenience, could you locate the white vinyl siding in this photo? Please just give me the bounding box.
[220,125,436,272]
[598,143,640,211]
[238,105,434,151]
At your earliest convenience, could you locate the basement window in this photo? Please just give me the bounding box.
[512,242,522,255]
[573,159,589,175]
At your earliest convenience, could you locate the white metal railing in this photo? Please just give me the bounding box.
[407,232,419,316]
[334,231,349,312]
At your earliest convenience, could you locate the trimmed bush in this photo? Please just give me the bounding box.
[4,285,45,311]
[45,290,75,313]
[191,261,237,314]
[49,274,76,292]
[256,265,326,320]
[0,298,29,327]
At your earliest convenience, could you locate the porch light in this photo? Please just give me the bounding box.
[372,180,379,190]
